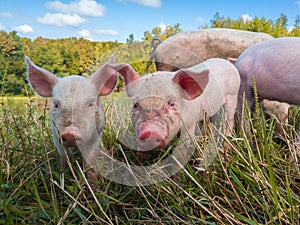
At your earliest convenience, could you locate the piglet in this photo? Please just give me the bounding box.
[262,99,290,125]
[110,58,240,159]
[26,55,118,183]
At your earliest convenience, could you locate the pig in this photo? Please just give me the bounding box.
[234,37,300,112]
[262,99,291,138]
[147,28,273,72]
[228,57,290,126]
[110,58,241,153]
[26,55,118,183]
[262,99,290,125]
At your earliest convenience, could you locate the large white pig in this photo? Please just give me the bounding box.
[235,37,300,161]
[148,28,273,72]
[26,55,118,183]
[235,37,300,112]
[111,58,241,151]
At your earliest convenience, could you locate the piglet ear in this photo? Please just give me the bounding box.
[172,69,209,100]
[227,57,237,64]
[91,54,118,96]
[26,56,59,97]
[109,63,139,86]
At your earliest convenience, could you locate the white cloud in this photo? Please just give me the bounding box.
[158,22,167,32]
[37,13,86,26]
[0,23,5,31]
[295,1,300,9]
[195,17,204,23]
[95,29,118,36]
[78,29,91,37]
[288,26,295,32]
[77,29,95,40]
[14,24,34,34]
[45,0,105,17]
[77,29,118,41]
[242,13,253,22]
[0,12,15,18]
[120,0,162,8]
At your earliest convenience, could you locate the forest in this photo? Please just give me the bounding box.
[1,12,300,95]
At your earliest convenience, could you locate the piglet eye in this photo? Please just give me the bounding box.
[53,102,60,109]
[133,102,139,108]
[168,101,175,107]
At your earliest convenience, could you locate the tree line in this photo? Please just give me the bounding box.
[1,12,300,95]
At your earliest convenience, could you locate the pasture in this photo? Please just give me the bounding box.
[0,96,299,224]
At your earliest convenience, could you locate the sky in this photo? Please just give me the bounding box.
[1,0,300,42]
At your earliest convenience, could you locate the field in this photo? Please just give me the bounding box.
[0,95,299,224]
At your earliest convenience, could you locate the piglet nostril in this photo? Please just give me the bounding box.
[138,130,166,150]
[60,125,83,147]
[138,131,151,140]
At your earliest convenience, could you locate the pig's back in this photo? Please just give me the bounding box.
[190,58,240,117]
[235,37,300,104]
[191,58,240,95]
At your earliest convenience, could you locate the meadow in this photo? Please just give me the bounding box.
[0,95,299,225]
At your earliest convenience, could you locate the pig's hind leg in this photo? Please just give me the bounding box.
[223,93,239,136]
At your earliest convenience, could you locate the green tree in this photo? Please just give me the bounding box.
[208,12,299,38]
[142,23,182,41]
[143,30,152,41]
[288,15,300,37]
[272,13,288,37]
[126,34,135,44]
[5,15,300,96]
[210,12,227,28]
[0,31,26,95]
[28,37,63,75]
[58,37,96,76]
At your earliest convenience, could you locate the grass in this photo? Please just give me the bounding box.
[0,95,299,224]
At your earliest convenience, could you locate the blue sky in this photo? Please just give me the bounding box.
[1,0,300,42]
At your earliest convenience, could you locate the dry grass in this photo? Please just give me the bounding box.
[0,96,299,224]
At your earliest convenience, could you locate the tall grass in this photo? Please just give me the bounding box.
[0,96,299,224]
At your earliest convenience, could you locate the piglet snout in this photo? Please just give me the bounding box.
[137,122,168,150]
[60,125,83,147]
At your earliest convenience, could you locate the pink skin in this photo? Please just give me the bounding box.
[109,58,240,177]
[26,55,118,183]
[132,97,175,150]
[109,62,211,151]
[151,28,273,71]
[261,99,290,124]
[137,121,168,150]
[60,125,84,147]
[131,96,179,150]
[235,37,300,112]
[110,58,240,153]
[235,37,300,159]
